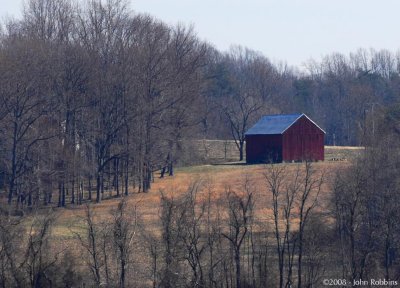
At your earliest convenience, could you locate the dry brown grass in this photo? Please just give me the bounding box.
[52,161,349,238]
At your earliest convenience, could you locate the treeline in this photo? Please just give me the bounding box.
[2,0,400,208]
[0,0,209,207]
[1,118,399,287]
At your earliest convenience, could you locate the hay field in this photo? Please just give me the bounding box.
[53,159,351,238]
[42,149,356,286]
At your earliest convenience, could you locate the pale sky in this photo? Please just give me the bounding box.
[1,0,400,68]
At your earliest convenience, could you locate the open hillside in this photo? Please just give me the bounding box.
[1,0,400,286]
[21,145,360,238]
[48,160,343,286]
[2,142,400,287]
[53,160,344,237]
[51,145,361,233]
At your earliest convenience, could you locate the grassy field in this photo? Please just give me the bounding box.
[324,145,364,161]
[31,145,358,241]
[53,155,353,239]
[10,146,358,287]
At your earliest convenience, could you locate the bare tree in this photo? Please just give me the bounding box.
[0,34,55,206]
[159,191,181,287]
[175,182,207,287]
[264,162,323,288]
[74,204,105,286]
[221,179,254,288]
[24,211,61,288]
[0,211,25,287]
[133,21,207,192]
[77,0,131,202]
[111,199,138,288]
[264,164,291,288]
[296,162,324,288]
[220,47,268,161]
[0,208,72,288]
[22,0,76,43]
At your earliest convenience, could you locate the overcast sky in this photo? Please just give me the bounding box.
[1,0,400,68]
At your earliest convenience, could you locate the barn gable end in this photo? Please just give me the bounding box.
[245,113,325,163]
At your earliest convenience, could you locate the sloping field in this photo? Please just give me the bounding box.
[41,159,352,287]
[53,160,350,238]
[48,146,362,239]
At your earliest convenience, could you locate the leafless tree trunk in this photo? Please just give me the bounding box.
[74,204,104,286]
[221,179,253,288]
[264,164,288,288]
[111,199,138,288]
[176,182,207,287]
[296,162,324,288]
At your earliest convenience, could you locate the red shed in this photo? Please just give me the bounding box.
[245,113,325,163]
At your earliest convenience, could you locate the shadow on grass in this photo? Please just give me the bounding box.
[211,161,247,166]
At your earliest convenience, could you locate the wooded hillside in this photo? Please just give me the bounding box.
[0,0,400,208]
[1,1,400,287]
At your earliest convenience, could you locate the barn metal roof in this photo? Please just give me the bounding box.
[245,113,326,135]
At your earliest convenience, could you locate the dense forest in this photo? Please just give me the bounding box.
[1,0,400,287]
[1,0,400,207]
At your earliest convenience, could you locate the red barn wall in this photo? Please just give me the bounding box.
[282,116,324,161]
[245,134,282,163]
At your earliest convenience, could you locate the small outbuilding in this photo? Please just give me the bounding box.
[245,113,325,163]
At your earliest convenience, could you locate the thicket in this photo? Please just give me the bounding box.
[1,1,400,286]
[1,0,400,208]
[2,133,399,287]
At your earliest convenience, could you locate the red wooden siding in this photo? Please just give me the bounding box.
[245,114,324,163]
[245,134,283,163]
[282,116,324,161]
